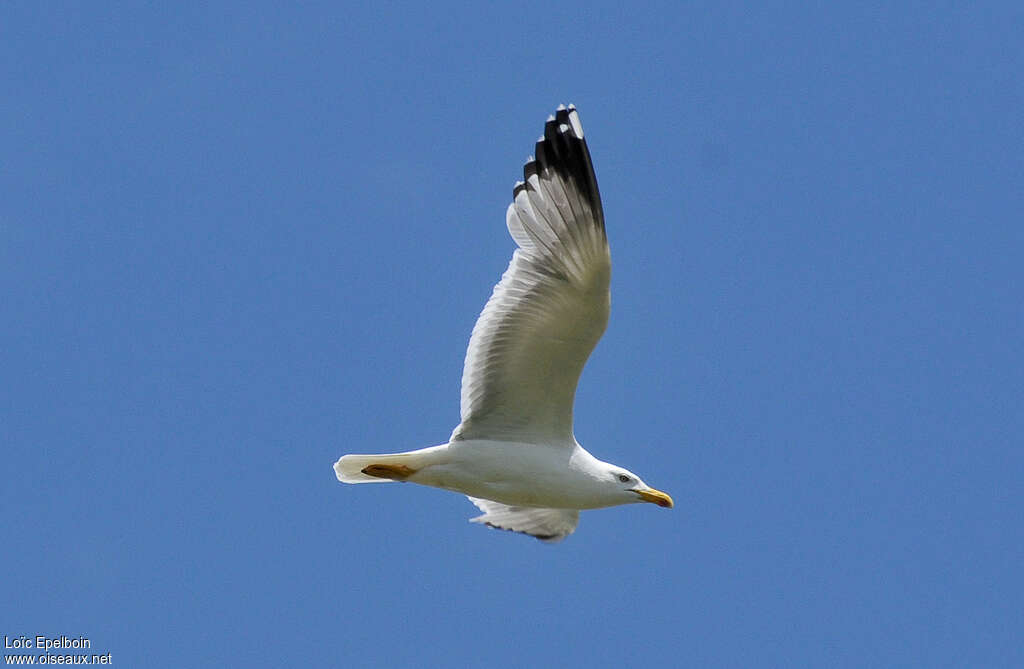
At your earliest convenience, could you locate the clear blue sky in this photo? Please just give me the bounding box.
[3,3,1021,667]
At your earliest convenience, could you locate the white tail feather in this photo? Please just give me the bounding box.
[333,444,448,483]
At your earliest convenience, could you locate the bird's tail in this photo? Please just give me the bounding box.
[333,445,447,484]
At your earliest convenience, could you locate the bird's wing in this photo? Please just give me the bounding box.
[451,105,609,444]
[467,496,580,543]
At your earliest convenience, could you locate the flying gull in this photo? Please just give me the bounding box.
[334,104,673,542]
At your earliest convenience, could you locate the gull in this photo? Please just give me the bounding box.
[334,105,673,542]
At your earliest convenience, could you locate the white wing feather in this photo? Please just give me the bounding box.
[467,496,580,543]
[451,105,610,444]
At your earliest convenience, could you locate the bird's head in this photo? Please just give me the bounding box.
[604,466,674,508]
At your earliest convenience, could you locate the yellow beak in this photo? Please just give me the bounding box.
[634,487,674,508]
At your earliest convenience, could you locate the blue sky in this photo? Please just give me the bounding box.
[3,3,1021,667]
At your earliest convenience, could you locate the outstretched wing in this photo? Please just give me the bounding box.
[467,496,580,543]
[451,105,610,444]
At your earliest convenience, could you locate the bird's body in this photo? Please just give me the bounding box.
[338,439,661,510]
[335,105,672,542]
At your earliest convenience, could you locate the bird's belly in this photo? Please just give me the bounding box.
[412,440,595,508]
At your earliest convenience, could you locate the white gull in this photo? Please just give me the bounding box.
[334,105,673,542]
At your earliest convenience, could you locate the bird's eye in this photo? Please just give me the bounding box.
[618,474,630,483]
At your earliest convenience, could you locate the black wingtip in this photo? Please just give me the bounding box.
[514,105,603,232]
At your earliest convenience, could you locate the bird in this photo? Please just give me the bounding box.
[334,104,673,542]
